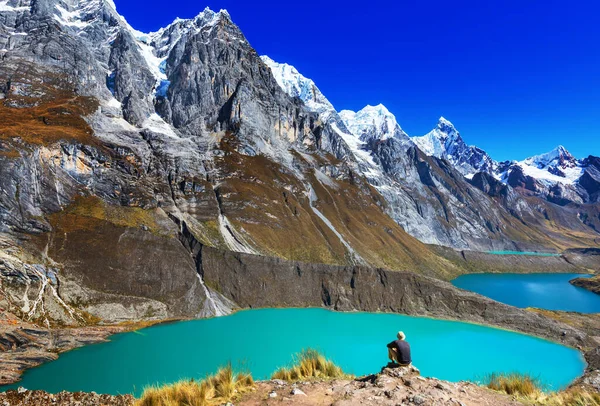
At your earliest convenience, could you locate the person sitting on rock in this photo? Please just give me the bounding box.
[387,331,411,366]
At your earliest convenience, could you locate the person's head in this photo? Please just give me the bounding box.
[397,331,406,341]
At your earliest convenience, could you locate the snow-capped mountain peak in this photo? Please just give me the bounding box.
[412,117,496,177]
[498,145,584,187]
[339,104,407,142]
[412,117,463,158]
[260,55,334,114]
[522,145,578,169]
[437,116,456,131]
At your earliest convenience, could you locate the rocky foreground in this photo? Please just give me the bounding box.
[239,366,523,406]
[0,390,134,405]
[0,366,525,406]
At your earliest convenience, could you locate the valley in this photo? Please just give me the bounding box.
[0,0,598,404]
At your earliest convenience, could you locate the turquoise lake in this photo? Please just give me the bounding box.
[3,308,585,395]
[452,273,600,313]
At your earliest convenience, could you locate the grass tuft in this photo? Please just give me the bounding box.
[135,364,254,406]
[271,349,348,382]
[485,372,600,405]
[486,372,541,397]
[544,390,600,406]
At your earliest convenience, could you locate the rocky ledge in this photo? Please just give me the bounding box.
[239,365,524,406]
[570,275,600,295]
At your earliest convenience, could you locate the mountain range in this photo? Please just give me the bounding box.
[0,0,598,325]
[263,56,599,205]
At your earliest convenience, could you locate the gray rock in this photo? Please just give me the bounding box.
[291,388,306,396]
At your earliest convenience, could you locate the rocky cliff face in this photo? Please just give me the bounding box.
[200,245,588,348]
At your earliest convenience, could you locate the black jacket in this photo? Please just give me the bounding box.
[387,339,411,364]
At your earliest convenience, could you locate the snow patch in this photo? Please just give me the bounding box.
[331,123,377,169]
[54,4,90,28]
[314,169,339,190]
[261,55,335,114]
[0,1,29,12]
[340,104,403,141]
[143,113,179,138]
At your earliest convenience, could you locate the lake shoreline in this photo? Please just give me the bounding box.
[2,245,600,392]
[0,304,595,392]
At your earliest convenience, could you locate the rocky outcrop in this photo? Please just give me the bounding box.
[240,366,524,406]
[570,276,600,295]
[578,157,600,203]
[0,389,134,405]
[564,248,600,272]
[0,315,128,385]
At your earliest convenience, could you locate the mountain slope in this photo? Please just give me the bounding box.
[0,1,470,327]
[264,58,600,251]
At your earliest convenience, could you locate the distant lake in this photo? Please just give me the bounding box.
[452,273,599,312]
[2,308,584,395]
[486,250,560,257]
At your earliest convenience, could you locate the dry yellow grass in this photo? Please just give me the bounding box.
[543,390,600,406]
[0,67,99,151]
[486,372,541,397]
[486,372,600,406]
[136,364,254,406]
[271,349,348,382]
[48,195,163,235]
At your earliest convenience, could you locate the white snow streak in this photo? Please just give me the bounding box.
[306,185,365,265]
[196,274,231,317]
[218,215,259,255]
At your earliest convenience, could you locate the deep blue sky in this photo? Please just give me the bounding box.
[114,0,600,161]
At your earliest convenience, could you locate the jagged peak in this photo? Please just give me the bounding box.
[340,104,406,141]
[192,7,230,25]
[362,103,391,114]
[522,145,577,168]
[437,116,456,129]
[142,7,231,41]
[411,117,499,178]
[436,116,458,134]
[261,55,334,113]
[412,117,462,152]
[261,55,303,78]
